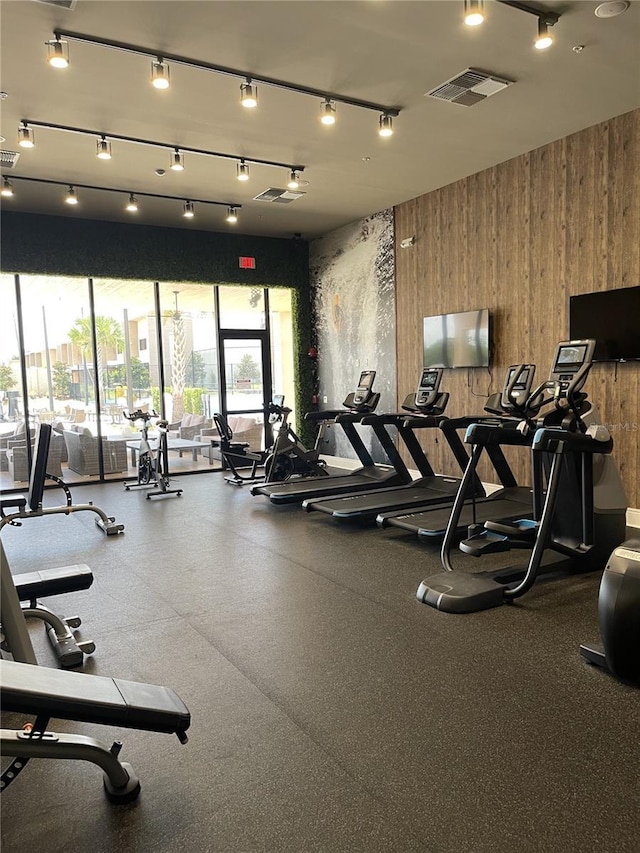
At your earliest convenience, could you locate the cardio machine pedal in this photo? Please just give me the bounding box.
[459,530,511,557]
[485,518,538,539]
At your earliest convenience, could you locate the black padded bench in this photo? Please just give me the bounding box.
[14,564,94,602]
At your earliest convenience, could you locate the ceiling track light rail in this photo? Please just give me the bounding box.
[52,29,401,119]
[18,119,304,174]
[1,174,241,210]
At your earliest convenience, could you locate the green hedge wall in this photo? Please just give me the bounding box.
[1,211,314,434]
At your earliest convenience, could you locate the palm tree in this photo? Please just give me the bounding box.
[68,316,124,401]
[169,292,186,421]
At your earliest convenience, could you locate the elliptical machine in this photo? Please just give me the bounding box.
[417,340,628,613]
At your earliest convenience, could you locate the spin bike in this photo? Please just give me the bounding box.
[263,395,328,484]
[123,410,182,499]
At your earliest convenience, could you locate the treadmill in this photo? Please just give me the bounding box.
[251,370,413,505]
[375,363,538,539]
[301,368,484,522]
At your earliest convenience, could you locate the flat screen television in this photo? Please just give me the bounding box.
[569,286,640,362]
[423,308,490,368]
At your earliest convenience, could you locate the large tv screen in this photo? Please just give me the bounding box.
[423,308,490,369]
[569,286,640,362]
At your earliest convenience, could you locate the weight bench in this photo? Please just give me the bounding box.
[1,658,190,802]
[10,564,96,668]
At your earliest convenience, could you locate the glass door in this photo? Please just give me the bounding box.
[219,332,271,450]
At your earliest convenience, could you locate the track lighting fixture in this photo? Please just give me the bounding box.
[46,37,69,68]
[151,58,170,90]
[96,136,112,160]
[170,148,185,171]
[378,114,394,138]
[240,79,258,109]
[7,175,241,224]
[534,18,554,49]
[236,160,250,182]
[320,99,336,126]
[287,170,300,190]
[464,0,485,26]
[1,177,14,197]
[226,206,238,224]
[19,119,305,180]
[17,123,35,148]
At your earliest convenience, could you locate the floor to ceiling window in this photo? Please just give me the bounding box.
[0,275,295,492]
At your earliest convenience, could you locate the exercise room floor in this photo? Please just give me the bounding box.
[1,473,638,853]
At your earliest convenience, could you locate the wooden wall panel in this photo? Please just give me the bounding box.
[394,109,640,508]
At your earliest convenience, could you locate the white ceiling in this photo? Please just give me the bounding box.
[1,0,639,239]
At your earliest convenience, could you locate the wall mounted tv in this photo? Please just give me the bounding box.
[569,286,640,362]
[423,308,491,369]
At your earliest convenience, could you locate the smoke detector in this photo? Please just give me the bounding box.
[426,68,514,107]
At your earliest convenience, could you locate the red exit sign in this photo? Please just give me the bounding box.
[239,256,256,269]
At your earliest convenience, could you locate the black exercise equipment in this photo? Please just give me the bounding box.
[263,395,330,483]
[214,411,268,485]
[302,368,485,522]
[123,409,182,499]
[417,340,628,613]
[580,540,640,685]
[252,370,417,505]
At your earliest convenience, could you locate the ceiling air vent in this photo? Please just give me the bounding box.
[33,0,77,9]
[425,68,514,106]
[0,150,20,169]
[253,188,305,204]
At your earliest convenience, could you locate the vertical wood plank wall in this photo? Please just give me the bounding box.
[394,109,640,508]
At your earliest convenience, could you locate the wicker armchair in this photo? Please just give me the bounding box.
[62,427,128,476]
[0,422,33,471]
[6,433,66,482]
[167,413,210,441]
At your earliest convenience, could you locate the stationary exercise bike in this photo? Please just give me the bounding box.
[123,409,182,499]
[263,395,328,484]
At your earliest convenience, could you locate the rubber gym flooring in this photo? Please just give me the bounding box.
[1,473,638,853]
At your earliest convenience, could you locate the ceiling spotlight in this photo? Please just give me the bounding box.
[287,170,300,190]
[65,186,78,205]
[46,37,69,68]
[226,206,239,224]
[320,99,336,126]
[96,136,112,160]
[1,177,14,197]
[464,0,485,26]
[240,79,258,108]
[534,18,554,50]
[151,58,170,90]
[17,123,35,148]
[183,200,195,218]
[126,193,139,212]
[378,113,394,137]
[236,160,250,181]
[170,148,185,171]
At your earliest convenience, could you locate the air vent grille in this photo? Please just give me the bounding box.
[426,68,514,106]
[0,150,20,169]
[254,188,305,204]
[33,0,77,9]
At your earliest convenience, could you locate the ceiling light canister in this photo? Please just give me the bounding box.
[464,0,485,27]
[126,193,139,212]
[237,160,250,181]
[240,80,258,108]
[170,149,185,171]
[183,200,195,218]
[151,58,171,90]
[1,177,14,197]
[65,185,78,205]
[320,99,336,126]
[96,136,112,160]
[46,38,69,68]
[226,206,239,224]
[378,113,394,137]
[534,18,554,50]
[287,170,300,190]
[18,123,35,149]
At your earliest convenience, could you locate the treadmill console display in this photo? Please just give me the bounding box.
[551,340,595,395]
[415,368,443,407]
[353,370,376,405]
